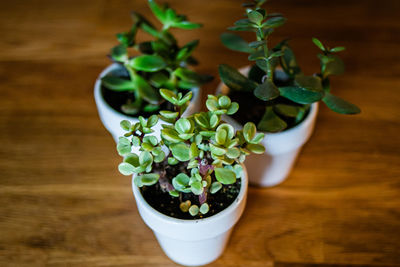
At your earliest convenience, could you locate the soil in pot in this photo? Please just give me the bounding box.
[140,159,241,220]
[226,65,310,131]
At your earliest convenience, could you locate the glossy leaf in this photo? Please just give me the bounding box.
[254,79,280,101]
[129,55,166,72]
[323,93,361,114]
[257,107,287,132]
[101,76,134,91]
[215,167,236,185]
[278,86,324,104]
[221,33,252,53]
[170,143,190,161]
[218,64,257,92]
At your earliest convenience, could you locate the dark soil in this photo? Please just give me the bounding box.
[140,162,241,220]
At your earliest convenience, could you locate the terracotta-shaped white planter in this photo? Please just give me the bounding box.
[217,67,318,187]
[131,166,248,266]
[94,63,201,143]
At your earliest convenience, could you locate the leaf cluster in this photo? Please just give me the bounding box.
[117,90,265,217]
[101,0,212,115]
[219,0,360,132]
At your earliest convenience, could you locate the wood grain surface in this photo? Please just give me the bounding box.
[0,0,399,266]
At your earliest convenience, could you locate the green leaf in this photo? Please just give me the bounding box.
[217,123,234,139]
[263,16,286,28]
[148,0,166,23]
[200,203,209,214]
[178,91,193,106]
[257,107,287,132]
[210,181,222,194]
[312,37,325,51]
[209,144,226,156]
[220,32,252,53]
[246,143,265,154]
[159,89,177,104]
[124,153,139,166]
[147,115,159,127]
[189,205,199,216]
[295,75,323,92]
[117,137,131,156]
[215,168,237,185]
[190,181,203,195]
[254,79,280,101]
[159,110,179,120]
[216,128,227,145]
[274,104,301,118]
[118,162,135,175]
[324,55,345,76]
[131,136,141,147]
[190,142,199,159]
[247,10,263,24]
[226,147,240,158]
[243,122,256,142]
[194,112,209,128]
[172,173,190,189]
[139,151,153,166]
[133,75,160,104]
[175,118,192,134]
[137,173,159,186]
[169,190,179,197]
[249,132,264,144]
[111,45,127,62]
[227,102,239,115]
[322,92,360,114]
[129,55,166,72]
[168,157,179,165]
[154,150,165,163]
[161,128,182,143]
[173,21,202,30]
[279,86,324,104]
[170,143,190,161]
[281,45,301,77]
[101,76,134,91]
[249,40,265,48]
[330,46,346,53]
[218,64,257,92]
[120,120,131,131]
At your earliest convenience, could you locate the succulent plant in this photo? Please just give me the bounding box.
[219,0,360,133]
[101,0,212,115]
[117,90,265,217]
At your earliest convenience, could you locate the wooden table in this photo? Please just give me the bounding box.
[1,0,399,266]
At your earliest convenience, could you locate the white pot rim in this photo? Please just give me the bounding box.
[94,63,200,120]
[132,165,248,225]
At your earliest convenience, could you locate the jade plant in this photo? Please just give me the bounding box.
[219,0,360,132]
[116,90,265,218]
[101,0,212,115]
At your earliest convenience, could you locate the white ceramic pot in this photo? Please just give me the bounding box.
[131,167,248,266]
[94,63,201,143]
[217,67,319,187]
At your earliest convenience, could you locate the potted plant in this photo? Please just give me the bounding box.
[116,89,265,266]
[217,0,361,187]
[94,0,212,142]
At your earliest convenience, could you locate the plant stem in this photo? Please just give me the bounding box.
[257,27,273,82]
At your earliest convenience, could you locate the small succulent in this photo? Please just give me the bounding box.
[219,0,360,132]
[117,90,265,217]
[101,0,212,115]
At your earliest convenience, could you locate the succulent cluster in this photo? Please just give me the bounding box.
[101,0,212,115]
[117,89,265,217]
[219,0,360,132]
